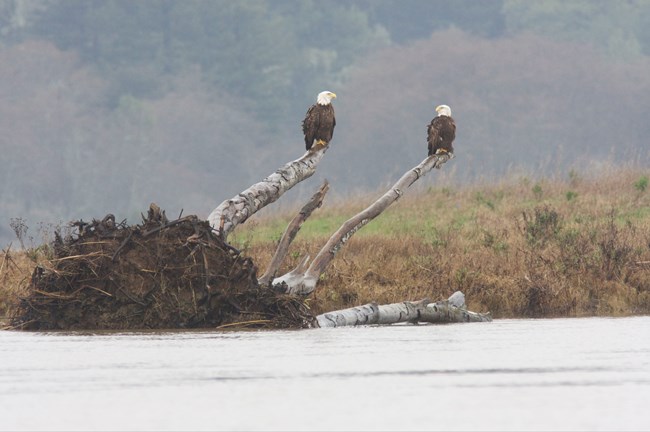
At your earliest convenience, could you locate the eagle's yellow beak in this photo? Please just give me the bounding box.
[329,92,337,99]
[435,105,442,112]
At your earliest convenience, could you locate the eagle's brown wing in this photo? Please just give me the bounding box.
[427,116,456,156]
[427,118,442,156]
[302,104,319,150]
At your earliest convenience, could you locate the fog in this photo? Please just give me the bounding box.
[1,1,649,246]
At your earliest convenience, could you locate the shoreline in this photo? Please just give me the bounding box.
[2,168,650,326]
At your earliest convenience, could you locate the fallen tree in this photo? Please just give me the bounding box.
[316,291,491,328]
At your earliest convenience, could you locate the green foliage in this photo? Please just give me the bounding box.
[553,226,596,275]
[519,207,637,282]
[634,176,648,193]
[450,211,475,231]
[454,267,470,287]
[427,227,448,248]
[475,192,496,210]
[440,187,454,197]
[565,191,578,201]
[482,230,508,253]
[556,227,580,250]
[598,211,634,280]
[522,205,562,247]
[532,184,543,200]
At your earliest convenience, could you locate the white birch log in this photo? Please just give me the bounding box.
[207,146,328,240]
[273,152,453,295]
[316,302,380,327]
[316,291,491,328]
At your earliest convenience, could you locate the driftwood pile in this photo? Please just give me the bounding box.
[11,204,314,330]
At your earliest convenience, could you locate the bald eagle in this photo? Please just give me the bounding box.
[302,91,336,151]
[427,104,456,156]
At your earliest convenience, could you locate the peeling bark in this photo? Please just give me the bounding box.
[207,146,329,240]
[274,152,453,295]
[316,291,491,328]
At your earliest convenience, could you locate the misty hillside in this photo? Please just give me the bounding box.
[1,0,649,245]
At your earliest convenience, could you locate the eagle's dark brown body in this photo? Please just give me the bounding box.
[302,103,336,150]
[427,115,456,156]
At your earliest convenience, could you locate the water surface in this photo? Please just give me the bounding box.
[1,317,649,431]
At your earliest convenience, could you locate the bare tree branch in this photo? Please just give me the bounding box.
[207,146,329,241]
[258,180,329,287]
[273,152,453,295]
[316,291,491,327]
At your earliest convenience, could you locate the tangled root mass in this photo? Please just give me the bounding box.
[12,204,314,330]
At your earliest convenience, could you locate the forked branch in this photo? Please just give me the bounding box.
[273,152,453,295]
[258,180,330,287]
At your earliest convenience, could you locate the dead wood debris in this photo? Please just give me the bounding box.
[11,204,314,331]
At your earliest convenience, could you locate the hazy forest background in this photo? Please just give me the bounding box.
[1,0,649,247]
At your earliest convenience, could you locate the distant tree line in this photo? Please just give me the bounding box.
[1,0,649,245]
[2,0,649,122]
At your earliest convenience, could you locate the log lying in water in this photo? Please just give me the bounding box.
[316,291,491,328]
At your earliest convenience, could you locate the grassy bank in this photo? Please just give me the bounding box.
[231,168,650,318]
[2,168,650,325]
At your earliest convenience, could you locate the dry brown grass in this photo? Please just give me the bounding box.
[237,168,650,318]
[2,168,650,323]
[0,246,41,327]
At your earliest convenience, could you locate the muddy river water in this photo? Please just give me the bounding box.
[1,316,649,431]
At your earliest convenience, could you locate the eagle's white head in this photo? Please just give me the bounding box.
[317,91,337,106]
[436,104,452,117]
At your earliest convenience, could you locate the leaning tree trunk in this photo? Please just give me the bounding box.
[258,181,329,287]
[203,145,490,328]
[272,152,453,295]
[207,146,329,240]
[316,291,491,328]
